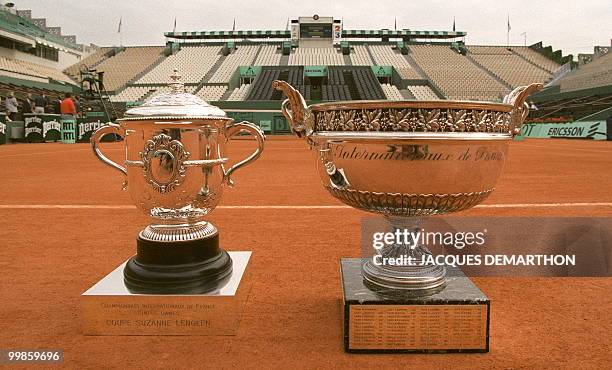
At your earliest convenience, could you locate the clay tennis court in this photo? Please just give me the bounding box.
[1,137,611,368]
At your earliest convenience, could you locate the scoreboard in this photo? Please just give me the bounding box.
[293,15,342,45]
[300,23,332,39]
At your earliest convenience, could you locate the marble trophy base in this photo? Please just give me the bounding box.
[81,251,251,336]
[341,258,489,353]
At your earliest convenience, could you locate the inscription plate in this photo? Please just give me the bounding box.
[349,304,487,350]
[341,258,490,353]
[81,251,252,336]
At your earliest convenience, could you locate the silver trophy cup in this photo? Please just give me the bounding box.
[273,80,541,292]
[91,70,265,294]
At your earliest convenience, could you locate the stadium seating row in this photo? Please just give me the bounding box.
[0,56,47,82]
[368,44,421,79]
[109,86,151,102]
[409,44,509,100]
[329,66,385,100]
[381,83,403,100]
[350,45,374,66]
[468,46,551,88]
[254,45,282,66]
[321,84,351,100]
[96,46,164,91]
[248,67,304,100]
[288,47,344,66]
[553,52,612,92]
[510,46,561,73]
[0,56,75,85]
[109,85,196,102]
[63,47,111,80]
[227,84,252,101]
[209,45,259,83]
[407,85,440,100]
[136,45,222,84]
[196,85,227,102]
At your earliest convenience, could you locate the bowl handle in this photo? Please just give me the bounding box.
[504,83,544,135]
[91,122,127,177]
[223,121,266,187]
[272,80,314,139]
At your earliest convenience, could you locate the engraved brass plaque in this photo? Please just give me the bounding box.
[348,304,488,351]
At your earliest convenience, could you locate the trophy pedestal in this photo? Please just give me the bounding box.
[124,232,233,294]
[81,251,251,336]
[341,258,489,353]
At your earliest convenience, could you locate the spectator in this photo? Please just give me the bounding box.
[5,92,18,121]
[22,93,34,117]
[34,93,48,113]
[53,96,62,114]
[60,93,77,120]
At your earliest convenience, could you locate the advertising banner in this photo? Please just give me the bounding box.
[520,121,607,140]
[24,114,62,142]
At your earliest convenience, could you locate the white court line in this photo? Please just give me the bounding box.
[0,202,611,210]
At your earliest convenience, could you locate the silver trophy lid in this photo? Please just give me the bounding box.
[119,69,228,121]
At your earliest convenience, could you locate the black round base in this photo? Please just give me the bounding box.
[123,233,233,294]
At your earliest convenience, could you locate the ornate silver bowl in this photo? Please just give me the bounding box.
[273,80,542,291]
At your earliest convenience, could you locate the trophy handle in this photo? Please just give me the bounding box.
[504,83,543,135]
[223,121,265,187]
[272,80,314,139]
[90,123,127,176]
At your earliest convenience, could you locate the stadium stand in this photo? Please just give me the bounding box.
[410,44,509,100]
[510,46,561,73]
[350,45,374,66]
[468,46,553,88]
[248,67,304,100]
[22,60,75,84]
[63,47,111,80]
[109,86,152,102]
[227,84,252,101]
[0,56,75,84]
[407,85,440,100]
[135,45,222,84]
[368,44,421,79]
[94,46,164,91]
[0,56,47,82]
[552,52,612,92]
[109,84,196,102]
[329,66,385,100]
[196,85,227,102]
[524,48,611,122]
[209,45,259,83]
[254,44,282,66]
[381,83,403,100]
[289,47,344,66]
[99,40,563,104]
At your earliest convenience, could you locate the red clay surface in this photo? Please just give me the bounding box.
[1,137,611,369]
